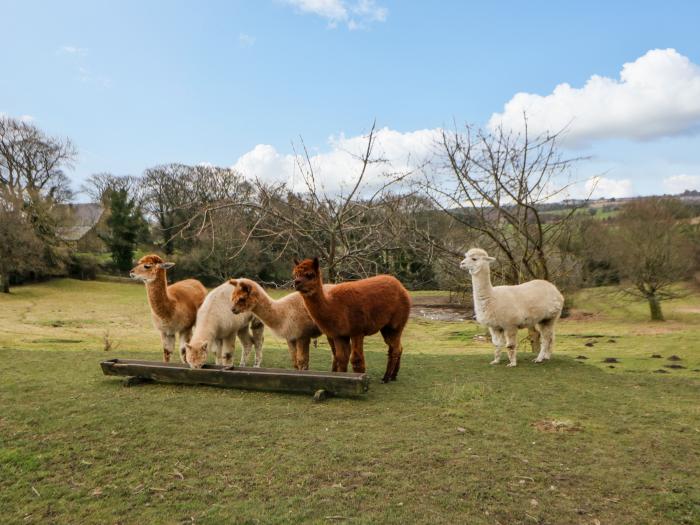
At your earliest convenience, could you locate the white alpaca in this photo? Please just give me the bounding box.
[460,248,564,367]
[228,278,334,370]
[184,281,264,368]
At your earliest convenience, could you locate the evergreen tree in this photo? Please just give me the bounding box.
[101,189,147,273]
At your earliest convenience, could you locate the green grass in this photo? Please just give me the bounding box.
[1,279,699,524]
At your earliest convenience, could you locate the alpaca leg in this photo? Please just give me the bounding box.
[237,327,254,367]
[505,327,518,367]
[532,323,547,363]
[295,338,310,371]
[212,339,223,365]
[178,328,192,363]
[528,326,541,354]
[333,337,351,372]
[328,337,338,372]
[251,319,264,367]
[161,332,176,363]
[539,319,556,360]
[350,335,366,373]
[221,336,235,366]
[380,326,403,382]
[489,327,504,365]
[286,340,298,369]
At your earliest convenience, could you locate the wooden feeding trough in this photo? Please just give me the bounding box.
[100,358,370,401]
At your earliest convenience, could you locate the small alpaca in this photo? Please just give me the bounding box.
[292,258,411,383]
[185,281,264,369]
[460,248,564,367]
[229,278,334,370]
[130,254,207,363]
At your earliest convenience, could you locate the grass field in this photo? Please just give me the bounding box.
[1,279,699,524]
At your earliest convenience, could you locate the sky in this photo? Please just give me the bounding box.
[2,0,700,200]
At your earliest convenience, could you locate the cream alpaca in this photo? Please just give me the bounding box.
[460,248,564,367]
[229,278,333,370]
[185,281,264,368]
[130,254,207,363]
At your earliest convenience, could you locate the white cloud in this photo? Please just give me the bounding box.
[584,176,634,199]
[282,0,387,29]
[58,45,88,56]
[663,174,700,194]
[489,49,700,146]
[238,33,256,47]
[232,127,437,194]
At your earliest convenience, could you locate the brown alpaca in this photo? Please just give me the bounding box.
[292,258,411,382]
[229,278,335,370]
[130,254,207,363]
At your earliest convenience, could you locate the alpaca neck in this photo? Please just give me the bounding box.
[146,271,175,319]
[471,267,494,305]
[300,277,331,322]
[250,284,285,333]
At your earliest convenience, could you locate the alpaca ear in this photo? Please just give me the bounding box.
[158,262,175,270]
[312,257,320,271]
[184,343,192,350]
[293,258,300,266]
[228,279,238,287]
[485,256,496,263]
[240,282,250,292]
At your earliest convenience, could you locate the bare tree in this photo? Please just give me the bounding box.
[244,122,421,282]
[422,118,585,286]
[608,198,694,321]
[0,116,76,208]
[82,172,143,205]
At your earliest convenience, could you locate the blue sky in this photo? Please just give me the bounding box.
[2,0,700,198]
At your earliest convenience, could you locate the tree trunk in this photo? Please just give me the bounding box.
[647,294,664,321]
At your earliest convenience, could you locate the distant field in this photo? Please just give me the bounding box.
[1,279,699,524]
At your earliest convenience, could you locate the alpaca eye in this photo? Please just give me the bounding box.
[306,273,313,278]
[471,258,476,261]
[144,264,152,269]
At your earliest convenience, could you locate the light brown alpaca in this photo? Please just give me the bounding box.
[292,258,411,383]
[130,254,207,362]
[229,278,335,370]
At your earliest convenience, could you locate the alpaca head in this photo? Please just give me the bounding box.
[130,254,175,283]
[184,340,208,368]
[229,278,257,314]
[460,248,495,275]
[292,257,321,294]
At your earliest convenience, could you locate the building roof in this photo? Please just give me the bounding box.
[55,203,105,241]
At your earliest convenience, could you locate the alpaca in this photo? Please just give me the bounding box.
[292,258,411,383]
[460,248,564,367]
[228,278,335,370]
[130,254,207,363]
[185,281,264,369]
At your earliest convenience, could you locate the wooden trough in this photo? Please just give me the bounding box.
[100,358,370,400]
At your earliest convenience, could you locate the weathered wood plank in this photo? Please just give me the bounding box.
[100,359,369,397]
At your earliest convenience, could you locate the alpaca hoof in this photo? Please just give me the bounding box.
[381,377,390,383]
[534,358,544,363]
[489,360,500,365]
[506,362,517,367]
